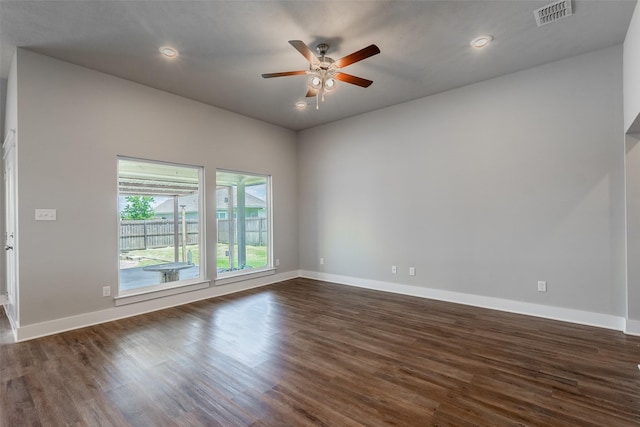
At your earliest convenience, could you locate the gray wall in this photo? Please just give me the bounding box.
[298,45,626,317]
[624,2,640,133]
[624,3,640,323]
[14,49,298,326]
[4,41,634,328]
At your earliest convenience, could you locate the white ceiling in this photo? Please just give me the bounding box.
[0,1,636,131]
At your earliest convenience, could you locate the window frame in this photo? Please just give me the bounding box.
[215,169,274,284]
[115,156,209,304]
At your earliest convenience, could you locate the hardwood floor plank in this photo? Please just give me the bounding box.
[75,397,131,427]
[2,279,639,426]
[105,381,176,426]
[232,387,321,427]
[23,370,83,426]
[1,375,41,427]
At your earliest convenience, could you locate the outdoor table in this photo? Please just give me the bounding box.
[143,262,193,283]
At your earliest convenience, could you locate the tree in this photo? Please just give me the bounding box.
[120,196,155,220]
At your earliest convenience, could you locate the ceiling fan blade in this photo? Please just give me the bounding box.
[306,87,318,97]
[289,40,320,66]
[335,72,374,88]
[334,44,380,68]
[262,70,308,78]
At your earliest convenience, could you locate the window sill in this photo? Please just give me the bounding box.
[114,279,211,306]
[215,268,276,286]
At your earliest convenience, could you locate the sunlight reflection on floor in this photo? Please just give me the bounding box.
[211,292,278,367]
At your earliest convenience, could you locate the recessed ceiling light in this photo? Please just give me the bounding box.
[470,35,493,49]
[160,46,178,58]
[295,101,307,109]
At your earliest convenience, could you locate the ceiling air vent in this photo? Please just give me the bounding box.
[534,1,572,27]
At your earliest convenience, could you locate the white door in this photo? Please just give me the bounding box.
[3,130,18,328]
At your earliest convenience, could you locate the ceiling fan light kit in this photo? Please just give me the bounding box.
[262,40,380,110]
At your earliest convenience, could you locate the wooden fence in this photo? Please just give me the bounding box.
[217,218,268,246]
[120,218,267,251]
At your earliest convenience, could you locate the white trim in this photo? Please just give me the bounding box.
[3,128,19,335]
[5,309,18,341]
[11,268,632,342]
[114,280,211,306]
[625,318,640,336]
[215,268,275,286]
[299,270,626,332]
[12,270,298,342]
[2,291,19,341]
[2,128,16,157]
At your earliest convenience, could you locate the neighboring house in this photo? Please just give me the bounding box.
[153,194,200,220]
[153,189,266,220]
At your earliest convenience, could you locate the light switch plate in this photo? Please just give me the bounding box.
[35,209,56,221]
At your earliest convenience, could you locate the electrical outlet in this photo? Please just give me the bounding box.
[275,258,280,267]
[409,267,416,276]
[537,281,547,292]
[102,286,111,297]
[320,257,324,265]
[391,265,397,274]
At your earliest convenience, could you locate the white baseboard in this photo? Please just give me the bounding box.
[11,269,633,342]
[299,270,626,332]
[13,270,298,342]
[625,318,640,336]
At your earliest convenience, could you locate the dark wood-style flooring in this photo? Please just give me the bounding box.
[1,278,640,426]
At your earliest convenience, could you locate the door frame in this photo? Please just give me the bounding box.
[3,128,19,334]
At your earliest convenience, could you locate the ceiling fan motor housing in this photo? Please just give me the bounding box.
[316,43,330,56]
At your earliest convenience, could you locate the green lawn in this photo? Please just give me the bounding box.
[121,243,268,270]
[216,244,268,270]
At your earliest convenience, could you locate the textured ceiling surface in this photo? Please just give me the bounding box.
[0,1,636,131]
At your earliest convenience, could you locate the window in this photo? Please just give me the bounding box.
[118,158,204,294]
[216,170,271,277]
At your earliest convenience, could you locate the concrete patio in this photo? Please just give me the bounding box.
[119,265,200,291]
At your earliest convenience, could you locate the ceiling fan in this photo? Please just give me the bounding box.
[262,40,380,109]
